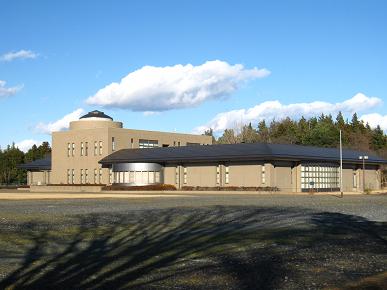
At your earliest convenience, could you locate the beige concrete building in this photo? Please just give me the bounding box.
[23,110,212,185]
[100,143,385,192]
[21,110,385,192]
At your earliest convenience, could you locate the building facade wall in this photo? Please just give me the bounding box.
[51,120,212,185]
[160,161,381,192]
[29,171,50,185]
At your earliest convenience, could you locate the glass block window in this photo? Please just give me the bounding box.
[175,167,179,184]
[225,166,229,184]
[216,165,220,184]
[183,167,187,184]
[261,165,266,184]
[301,164,339,190]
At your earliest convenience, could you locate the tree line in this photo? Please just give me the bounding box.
[205,112,386,158]
[0,142,51,185]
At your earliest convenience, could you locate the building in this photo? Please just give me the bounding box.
[99,142,386,192]
[20,110,386,192]
[21,110,212,185]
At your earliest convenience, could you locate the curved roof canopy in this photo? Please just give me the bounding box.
[80,110,113,120]
[100,143,387,166]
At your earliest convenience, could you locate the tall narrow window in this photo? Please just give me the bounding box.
[175,167,179,184]
[67,169,71,184]
[261,165,266,184]
[85,142,88,156]
[183,167,187,184]
[216,165,220,185]
[99,169,103,184]
[131,138,134,148]
[109,168,113,184]
[94,169,98,184]
[94,141,98,156]
[112,137,115,151]
[99,141,103,155]
[85,169,89,184]
[178,141,181,146]
[353,171,357,188]
[67,143,71,157]
[80,169,84,184]
[225,166,229,184]
[71,169,75,184]
[81,142,84,156]
[72,143,75,156]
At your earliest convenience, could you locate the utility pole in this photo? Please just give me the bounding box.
[340,130,343,198]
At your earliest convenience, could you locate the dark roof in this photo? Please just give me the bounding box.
[19,154,51,171]
[99,143,387,165]
[80,110,113,120]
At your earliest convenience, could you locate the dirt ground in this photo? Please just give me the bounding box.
[0,194,386,289]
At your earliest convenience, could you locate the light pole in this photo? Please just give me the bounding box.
[358,155,368,193]
[339,130,343,198]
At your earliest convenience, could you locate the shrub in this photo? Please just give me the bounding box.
[181,186,279,191]
[102,184,177,191]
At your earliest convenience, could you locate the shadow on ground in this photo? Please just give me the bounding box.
[0,206,386,289]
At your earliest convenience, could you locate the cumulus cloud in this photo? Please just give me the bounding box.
[0,49,38,62]
[86,60,270,111]
[360,113,387,131]
[194,93,382,133]
[35,108,85,134]
[0,80,23,98]
[15,139,40,152]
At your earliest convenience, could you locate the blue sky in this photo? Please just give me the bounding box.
[1,0,386,151]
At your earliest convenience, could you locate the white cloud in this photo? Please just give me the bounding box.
[360,113,387,131]
[195,93,382,133]
[15,139,40,152]
[86,60,270,111]
[143,111,160,116]
[0,80,23,98]
[0,49,38,62]
[35,108,85,134]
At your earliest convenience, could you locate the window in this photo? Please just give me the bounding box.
[139,139,158,148]
[85,169,89,184]
[131,138,134,148]
[183,167,187,184]
[112,137,115,151]
[71,169,75,184]
[301,164,339,190]
[67,143,71,157]
[99,169,103,184]
[71,143,75,156]
[94,141,98,156]
[85,142,88,156]
[353,171,357,188]
[80,169,84,184]
[216,165,220,185]
[67,169,71,184]
[99,141,103,155]
[225,166,229,184]
[81,142,84,156]
[109,168,113,184]
[261,165,266,184]
[94,169,98,184]
[175,167,179,184]
[178,141,181,147]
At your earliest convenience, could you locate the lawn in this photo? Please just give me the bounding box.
[0,195,386,289]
